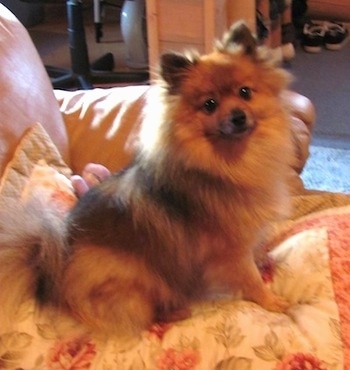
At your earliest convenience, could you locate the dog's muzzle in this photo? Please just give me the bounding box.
[218,109,254,139]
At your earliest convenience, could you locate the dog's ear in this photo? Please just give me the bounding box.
[160,52,195,93]
[221,21,257,57]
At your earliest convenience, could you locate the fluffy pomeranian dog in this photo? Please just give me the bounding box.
[0,22,294,337]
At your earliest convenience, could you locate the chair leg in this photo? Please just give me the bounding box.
[47,0,149,90]
[93,0,103,43]
[67,0,93,87]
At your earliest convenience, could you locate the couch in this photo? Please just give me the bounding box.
[1,4,350,369]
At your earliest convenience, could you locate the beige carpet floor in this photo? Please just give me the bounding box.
[302,145,350,193]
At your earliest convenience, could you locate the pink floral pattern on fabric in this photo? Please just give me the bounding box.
[156,348,200,370]
[46,338,97,370]
[147,323,174,341]
[275,352,327,370]
[268,210,350,365]
[322,214,350,366]
[50,189,77,215]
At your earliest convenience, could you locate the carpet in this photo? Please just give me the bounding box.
[301,145,350,194]
[288,41,350,140]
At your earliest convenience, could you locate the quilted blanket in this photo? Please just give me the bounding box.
[0,124,349,369]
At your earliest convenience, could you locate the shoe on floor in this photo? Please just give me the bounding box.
[325,22,349,50]
[302,21,325,53]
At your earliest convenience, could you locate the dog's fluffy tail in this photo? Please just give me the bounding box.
[0,195,67,330]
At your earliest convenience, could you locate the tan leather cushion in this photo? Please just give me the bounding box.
[0,4,69,176]
[54,86,150,174]
[282,91,316,172]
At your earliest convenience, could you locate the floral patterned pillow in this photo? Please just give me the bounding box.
[0,122,72,203]
[1,203,349,369]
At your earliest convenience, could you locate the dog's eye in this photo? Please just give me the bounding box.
[203,99,218,114]
[239,87,252,101]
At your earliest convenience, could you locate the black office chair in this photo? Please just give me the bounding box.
[24,0,149,89]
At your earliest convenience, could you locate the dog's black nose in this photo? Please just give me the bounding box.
[231,109,247,129]
[218,109,253,138]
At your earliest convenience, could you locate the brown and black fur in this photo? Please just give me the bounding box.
[0,22,294,337]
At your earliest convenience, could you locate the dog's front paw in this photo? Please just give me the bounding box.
[260,291,289,313]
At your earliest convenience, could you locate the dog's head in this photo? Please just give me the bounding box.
[148,22,294,186]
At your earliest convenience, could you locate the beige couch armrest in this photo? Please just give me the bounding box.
[0,5,69,176]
